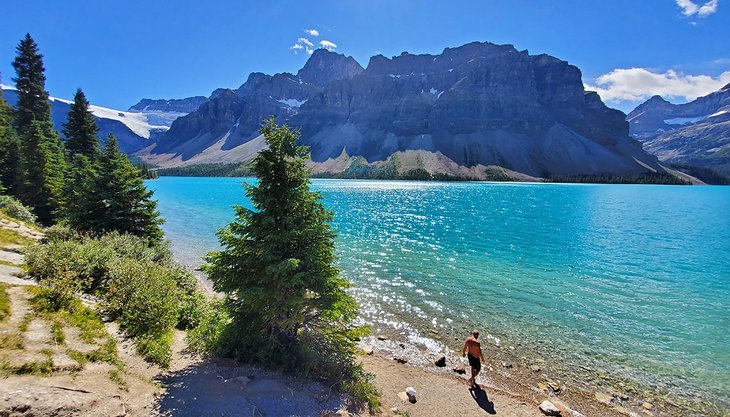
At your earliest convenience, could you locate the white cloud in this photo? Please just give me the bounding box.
[675,0,720,17]
[297,37,314,47]
[306,47,314,55]
[305,29,320,37]
[585,68,730,103]
[290,43,303,50]
[319,40,337,51]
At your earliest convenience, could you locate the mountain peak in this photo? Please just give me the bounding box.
[297,49,364,87]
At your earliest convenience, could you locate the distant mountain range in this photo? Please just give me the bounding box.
[137,43,667,180]
[1,88,205,154]
[9,41,718,182]
[627,83,730,176]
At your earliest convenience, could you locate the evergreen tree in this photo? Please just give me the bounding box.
[63,153,97,229]
[0,85,20,195]
[63,88,99,157]
[18,120,66,223]
[75,134,163,240]
[11,34,50,136]
[205,118,360,369]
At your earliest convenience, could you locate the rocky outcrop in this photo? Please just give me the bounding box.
[628,83,730,175]
[141,42,664,178]
[296,48,364,87]
[128,96,208,113]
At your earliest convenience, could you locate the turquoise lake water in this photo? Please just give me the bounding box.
[146,177,730,410]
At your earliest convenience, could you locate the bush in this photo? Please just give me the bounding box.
[186,299,231,354]
[43,222,81,243]
[105,257,181,337]
[25,238,111,293]
[25,231,205,368]
[135,330,173,368]
[0,195,37,224]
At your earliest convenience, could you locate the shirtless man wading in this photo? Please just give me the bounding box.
[462,330,485,385]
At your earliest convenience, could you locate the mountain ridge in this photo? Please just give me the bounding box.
[627,83,730,176]
[140,42,663,180]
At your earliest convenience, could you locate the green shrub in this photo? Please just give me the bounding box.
[177,290,209,330]
[186,299,232,354]
[0,195,37,224]
[134,329,173,367]
[24,239,107,294]
[105,257,181,338]
[0,283,9,321]
[43,222,81,242]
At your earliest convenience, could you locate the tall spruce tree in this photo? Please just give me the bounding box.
[11,34,66,223]
[11,34,50,136]
[0,84,20,195]
[205,118,360,370]
[73,134,163,240]
[63,89,99,157]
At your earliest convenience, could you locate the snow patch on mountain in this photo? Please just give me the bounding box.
[663,116,707,125]
[277,98,308,108]
[49,97,170,139]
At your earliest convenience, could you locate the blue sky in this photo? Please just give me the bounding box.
[1,0,728,113]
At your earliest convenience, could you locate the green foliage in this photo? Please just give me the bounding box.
[63,153,97,228]
[0,195,36,223]
[0,89,20,195]
[18,119,66,224]
[547,172,690,185]
[0,283,9,322]
[43,222,81,242]
[484,166,513,181]
[0,225,34,246]
[62,88,99,158]
[11,34,51,136]
[105,257,181,338]
[25,232,201,368]
[136,161,159,179]
[157,162,255,177]
[668,163,730,185]
[185,299,232,354]
[11,34,65,224]
[68,134,164,240]
[50,320,65,344]
[205,118,377,407]
[399,168,433,180]
[133,329,173,368]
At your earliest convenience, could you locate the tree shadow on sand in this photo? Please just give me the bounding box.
[469,385,496,414]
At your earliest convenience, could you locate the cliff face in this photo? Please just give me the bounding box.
[142,42,662,177]
[628,83,730,175]
[148,49,364,160]
[292,42,656,176]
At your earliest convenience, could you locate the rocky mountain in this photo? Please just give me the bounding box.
[1,88,201,154]
[145,49,364,161]
[627,83,730,175]
[140,43,665,179]
[128,96,208,113]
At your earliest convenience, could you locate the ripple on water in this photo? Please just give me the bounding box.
[147,178,730,413]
